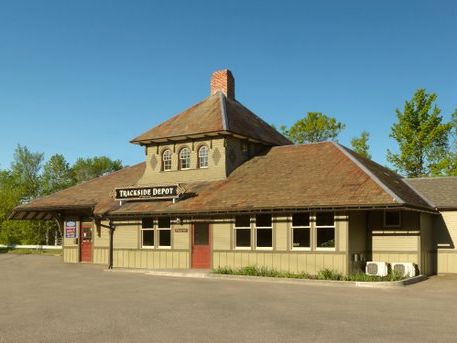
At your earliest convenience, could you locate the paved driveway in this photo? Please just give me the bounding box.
[1,254,457,343]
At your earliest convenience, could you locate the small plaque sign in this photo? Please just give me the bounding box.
[175,228,188,233]
[114,185,183,201]
[65,221,77,238]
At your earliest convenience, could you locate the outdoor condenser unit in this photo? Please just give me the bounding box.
[391,262,416,277]
[365,261,389,277]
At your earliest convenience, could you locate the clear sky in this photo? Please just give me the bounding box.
[1,0,456,170]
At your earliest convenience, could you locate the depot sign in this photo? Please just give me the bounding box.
[114,185,183,201]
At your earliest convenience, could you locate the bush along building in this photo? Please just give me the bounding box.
[10,70,457,275]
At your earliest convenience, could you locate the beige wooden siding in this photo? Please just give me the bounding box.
[114,222,139,249]
[109,249,189,269]
[63,247,79,263]
[336,214,348,252]
[372,252,418,264]
[420,213,435,275]
[437,251,457,273]
[94,220,110,247]
[436,211,457,249]
[93,248,109,265]
[213,222,231,250]
[173,224,190,250]
[213,251,347,275]
[372,236,419,252]
[274,216,288,251]
[349,212,367,253]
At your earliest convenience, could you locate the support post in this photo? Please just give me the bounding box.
[108,221,116,269]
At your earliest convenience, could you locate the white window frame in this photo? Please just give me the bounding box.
[141,218,155,249]
[315,212,336,251]
[179,148,191,170]
[291,213,311,251]
[162,149,172,171]
[234,215,252,250]
[157,217,171,249]
[198,146,209,169]
[255,214,273,250]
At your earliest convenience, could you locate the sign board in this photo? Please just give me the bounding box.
[175,228,188,233]
[64,221,78,238]
[114,185,183,201]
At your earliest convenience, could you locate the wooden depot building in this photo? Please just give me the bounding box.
[10,70,457,275]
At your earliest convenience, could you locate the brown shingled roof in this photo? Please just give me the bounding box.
[406,177,457,210]
[11,143,434,219]
[130,92,291,146]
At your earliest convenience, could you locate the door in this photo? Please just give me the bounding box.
[80,221,93,262]
[192,223,211,269]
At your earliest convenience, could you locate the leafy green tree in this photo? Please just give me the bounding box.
[351,131,371,159]
[10,145,44,199]
[286,112,345,144]
[387,89,451,177]
[42,154,75,195]
[442,109,457,175]
[72,156,123,183]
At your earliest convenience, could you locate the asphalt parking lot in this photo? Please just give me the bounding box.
[1,254,457,343]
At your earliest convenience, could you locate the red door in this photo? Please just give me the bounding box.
[80,221,93,262]
[192,223,211,269]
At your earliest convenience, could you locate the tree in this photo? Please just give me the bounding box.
[351,131,371,159]
[10,145,44,200]
[386,89,451,177]
[72,156,123,183]
[286,112,345,144]
[442,109,457,175]
[42,154,75,195]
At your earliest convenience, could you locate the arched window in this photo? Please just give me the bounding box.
[198,146,209,168]
[179,148,191,170]
[162,150,172,171]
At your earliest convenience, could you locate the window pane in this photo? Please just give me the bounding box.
[317,228,335,248]
[180,148,190,169]
[142,230,154,246]
[236,229,250,247]
[142,218,154,229]
[385,211,400,226]
[292,213,309,227]
[194,224,209,245]
[257,228,272,247]
[199,146,208,168]
[316,212,334,226]
[163,150,172,171]
[159,230,171,247]
[158,217,170,228]
[293,228,310,248]
[256,214,272,227]
[235,215,250,227]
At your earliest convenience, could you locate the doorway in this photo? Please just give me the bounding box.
[80,221,93,262]
[191,223,211,269]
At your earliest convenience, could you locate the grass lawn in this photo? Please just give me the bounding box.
[0,247,62,256]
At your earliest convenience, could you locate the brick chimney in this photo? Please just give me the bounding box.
[210,69,235,99]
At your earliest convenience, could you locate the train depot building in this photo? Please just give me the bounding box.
[10,70,457,275]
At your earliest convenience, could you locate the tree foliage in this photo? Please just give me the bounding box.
[386,89,451,177]
[286,112,345,144]
[351,131,371,159]
[42,154,74,195]
[72,156,123,184]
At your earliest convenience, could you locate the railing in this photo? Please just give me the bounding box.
[0,244,62,250]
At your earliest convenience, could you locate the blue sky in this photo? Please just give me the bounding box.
[1,0,456,170]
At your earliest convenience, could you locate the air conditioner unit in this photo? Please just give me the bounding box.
[365,261,389,277]
[391,262,416,277]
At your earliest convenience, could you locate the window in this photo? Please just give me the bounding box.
[162,150,172,171]
[316,212,335,249]
[158,217,171,248]
[256,214,272,249]
[385,210,401,227]
[234,215,251,249]
[198,146,209,168]
[141,218,154,248]
[179,148,191,170]
[292,213,310,249]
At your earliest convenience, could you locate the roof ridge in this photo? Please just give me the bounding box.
[218,92,228,130]
[403,179,436,208]
[331,142,404,204]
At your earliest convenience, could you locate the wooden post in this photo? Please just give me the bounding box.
[108,221,116,269]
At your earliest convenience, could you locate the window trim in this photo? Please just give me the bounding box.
[255,214,273,250]
[234,215,252,250]
[157,217,172,249]
[162,149,172,172]
[179,147,191,170]
[198,145,209,169]
[291,213,311,251]
[141,218,155,249]
[315,212,336,251]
